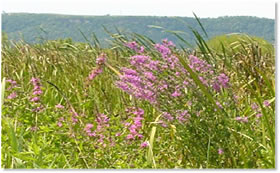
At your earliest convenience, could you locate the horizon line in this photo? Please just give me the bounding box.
[2,11,275,20]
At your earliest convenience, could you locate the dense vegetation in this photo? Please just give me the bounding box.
[2,13,275,46]
[1,20,275,169]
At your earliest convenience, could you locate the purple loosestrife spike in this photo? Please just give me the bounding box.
[7,92,17,99]
[140,141,149,148]
[96,53,107,65]
[137,134,144,139]
[162,112,174,121]
[263,100,270,107]
[251,103,259,111]
[155,43,171,57]
[121,67,138,76]
[126,134,134,140]
[217,73,229,88]
[125,41,145,53]
[171,90,181,97]
[33,90,43,95]
[30,97,40,102]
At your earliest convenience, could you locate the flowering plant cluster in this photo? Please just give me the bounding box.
[84,113,110,146]
[117,39,230,125]
[6,79,17,99]
[87,53,107,82]
[30,77,44,112]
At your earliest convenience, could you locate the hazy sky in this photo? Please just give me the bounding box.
[1,0,276,19]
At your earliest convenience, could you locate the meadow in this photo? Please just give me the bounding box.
[1,25,275,168]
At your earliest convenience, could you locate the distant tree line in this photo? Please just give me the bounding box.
[2,13,274,46]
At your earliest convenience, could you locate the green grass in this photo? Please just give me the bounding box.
[1,29,275,169]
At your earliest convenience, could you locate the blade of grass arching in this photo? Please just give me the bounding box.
[134,33,156,44]
[1,77,6,107]
[166,31,194,48]
[193,12,208,38]
[192,29,216,63]
[147,113,161,168]
[91,32,101,49]
[78,28,92,45]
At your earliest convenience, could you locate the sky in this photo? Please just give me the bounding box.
[1,0,276,19]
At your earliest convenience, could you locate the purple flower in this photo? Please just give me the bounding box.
[217,73,229,88]
[96,53,107,65]
[7,92,17,99]
[115,132,121,137]
[144,72,156,81]
[33,90,43,95]
[6,79,17,90]
[140,141,149,148]
[263,100,270,107]
[235,116,248,123]
[251,103,259,111]
[72,117,78,124]
[121,67,138,76]
[256,113,263,118]
[130,55,150,65]
[176,110,190,123]
[218,148,224,155]
[126,134,134,140]
[125,41,145,53]
[55,104,65,109]
[57,122,63,127]
[159,120,168,128]
[32,105,43,112]
[162,112,174,121]
[155,43,171,57]
[88,68,103,80]
[162,39,175,47]
[30,97,40,102]
[171,90,181,97]
[216,101,223,109]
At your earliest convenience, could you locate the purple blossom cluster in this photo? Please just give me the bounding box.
[6,79,17,99]
[29,77,44,112]
[235,116,248,123]
[125,41,145,53]
[116,39,232,126]
[30,77,43,102]
[70,109,79,124]
[161,110,190,126]
[124,107,144,140]
[57,117,64,127]
[84,113,110,144]
[176,110,191,123]
[251,102,262,118]
[213,73,230,92]
[87,53,107,81]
